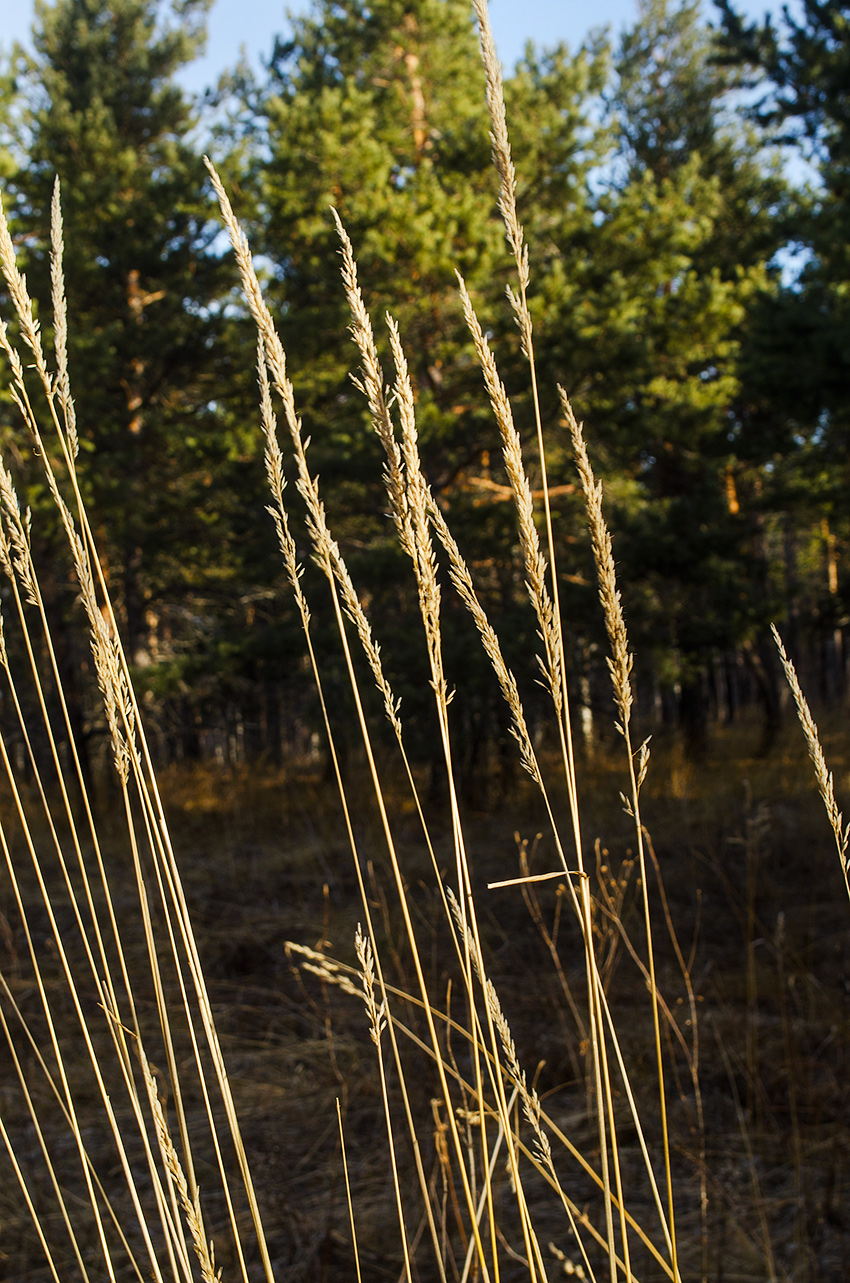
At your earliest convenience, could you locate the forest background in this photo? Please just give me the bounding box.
[1,0,849,782]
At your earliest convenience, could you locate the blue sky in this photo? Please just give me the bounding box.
[2,0,768,93]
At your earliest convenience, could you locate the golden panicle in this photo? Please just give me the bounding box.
[562,388,633,731]
[0,322,43,447]
[286,941,361,999]
[471,0,536,360]
[355,926,387,1047]
[772,625,850,887]
[470,0,528,293]
[456,273,562,714]
[49,178,78,460]
[138,1044,221,1283]
[332,210,408,543]
[257,337,311,627]
[0,189,51,386]
[427,498,542,785]
[0,460,39,607]
[384,314,444,667]
[42,475,135,782]
[385,315,424,559]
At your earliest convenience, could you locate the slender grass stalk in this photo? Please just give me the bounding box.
[772,625,850,902]
[565,393,680,1280]
[337,1098,363,1283]
[355,926,413,1283]
[1,176,275,1283]
[471,0,579,853]
[207,160,512,1280]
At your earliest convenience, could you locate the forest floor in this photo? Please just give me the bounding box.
[3,710,850,1282]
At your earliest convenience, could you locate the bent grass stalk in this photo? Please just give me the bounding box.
[772,625,850,903]
[289,939,679,1280]
[0,184,275,1282]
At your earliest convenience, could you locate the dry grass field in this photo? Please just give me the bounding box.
[1,1,849,1279]
[2,721,849,1281]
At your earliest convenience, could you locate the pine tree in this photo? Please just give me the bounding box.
[542,0,789,743]
[715,0,850,419]
[716,0,850,699]
[8,0,224,667]
[233,0,609,775]
[250,0,505,495]
[0,58,16,183]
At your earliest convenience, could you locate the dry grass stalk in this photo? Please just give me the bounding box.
[565,389,679,1280]
[470,0,527,294]
[49,176,78,459]
[471,0,583,901]
[355,926,414,1283]
[257,336,313,631]
[438,276,632,1279]
[384,312,444,669]
[0,191,51,385]
[0,457,38,606]
[457,273,561,716]
[337,1099,364,1283]
[562,393,632,731]
[138,1043,221,1283]
[208,164,510,1278]
[1,175,277,1283]
[333,210,408,546]
[428,497,543,788]
[772,624,850,899]
[335,253,445,718]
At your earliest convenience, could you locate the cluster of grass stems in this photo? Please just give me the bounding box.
[0,2,847,1280]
